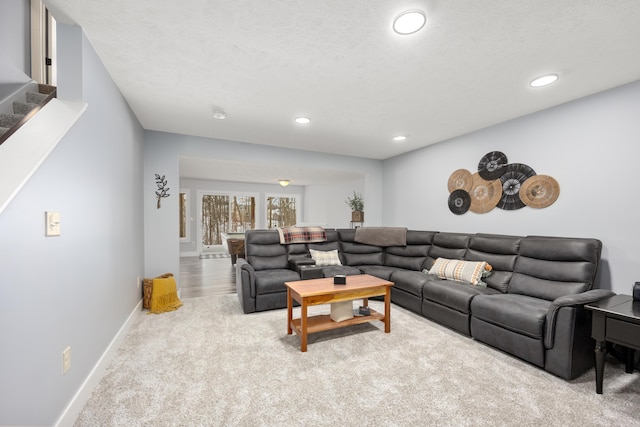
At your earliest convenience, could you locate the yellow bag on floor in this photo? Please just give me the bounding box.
[149,275,182,314]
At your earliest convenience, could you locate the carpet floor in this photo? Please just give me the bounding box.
[74,294,640,426]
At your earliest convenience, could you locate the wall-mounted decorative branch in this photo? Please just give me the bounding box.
[155,174,170,209]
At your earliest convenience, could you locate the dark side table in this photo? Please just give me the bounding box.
[585,294,640,394]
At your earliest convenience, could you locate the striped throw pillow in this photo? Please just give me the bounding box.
[428,258,489,286]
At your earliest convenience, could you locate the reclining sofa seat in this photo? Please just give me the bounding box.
[469,236,603,379]
[236,229,301,313]
[420,233,520,336]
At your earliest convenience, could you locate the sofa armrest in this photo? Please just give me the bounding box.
[236,258,257,313]
[545,289,615,349]
[289,257,316,268]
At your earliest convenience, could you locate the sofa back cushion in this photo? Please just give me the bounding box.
[384,230,436,270]
[425,232,470,270]
[509,236,602,301]
[465,234,521,293]
[245,230,289,271]
[338,229,383,266]
[308,229,340,252]
[287,243,308,261]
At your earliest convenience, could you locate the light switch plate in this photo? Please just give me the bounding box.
[45,211,60,237]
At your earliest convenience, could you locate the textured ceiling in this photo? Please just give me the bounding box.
[44,0,640,182]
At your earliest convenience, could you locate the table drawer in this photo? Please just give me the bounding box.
[607,318,640,351]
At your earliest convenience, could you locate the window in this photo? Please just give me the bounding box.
[179,190,190,240]
[201,193,256,246]
[266,195,298,229]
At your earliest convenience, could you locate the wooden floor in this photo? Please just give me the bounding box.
[179,255,237,299]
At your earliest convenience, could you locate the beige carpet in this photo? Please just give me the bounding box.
[74,294,640,426]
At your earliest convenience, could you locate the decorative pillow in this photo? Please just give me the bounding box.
[427,258,492,286]
[309,249,342,266]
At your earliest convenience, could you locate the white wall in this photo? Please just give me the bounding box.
[0,25,145,426]
[382,80,640,294]
[144,131,382,279]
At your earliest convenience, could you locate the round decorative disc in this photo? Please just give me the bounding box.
[448,189,471,215]
[478,151,508,180]
[447,169,473,193]
[469,173,502,214]
[497,163,536,210]
[520,175,560,209]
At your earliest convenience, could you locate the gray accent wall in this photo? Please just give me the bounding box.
[0,24,144,426]
[382,79,640,295]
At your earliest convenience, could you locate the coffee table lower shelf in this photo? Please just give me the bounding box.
[290,309,384,335]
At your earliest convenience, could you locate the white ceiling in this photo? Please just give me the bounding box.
[45,0,640,183]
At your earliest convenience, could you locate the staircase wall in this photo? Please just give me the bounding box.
[0,0,31,83]
[0,23,145,427]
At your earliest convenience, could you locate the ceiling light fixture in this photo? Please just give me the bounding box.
[530,74,559,88]
[278,179,290,187]
[212,110,227,120]
[393,135,407,142]
[295,117,311,124]
[393,10,426,35]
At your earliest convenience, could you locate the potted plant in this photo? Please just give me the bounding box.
[346,191,364,222]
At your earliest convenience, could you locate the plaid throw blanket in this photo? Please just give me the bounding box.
[277,226,327,244]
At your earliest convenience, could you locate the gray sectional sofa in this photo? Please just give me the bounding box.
[235,228,613,379]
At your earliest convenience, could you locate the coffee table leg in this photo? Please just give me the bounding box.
[301,299,308,352]
[594,340,605,394]
[287,288,292,335]
[384,286,391,333]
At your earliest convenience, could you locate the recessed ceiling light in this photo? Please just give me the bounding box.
[530,74,559,88]
[212,110,227,120]
[393,10,426,35]
[295,117,311,124]
[393,135,407,142]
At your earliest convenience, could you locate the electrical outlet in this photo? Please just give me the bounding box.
[62,346,71,375]
[136,276,140,289]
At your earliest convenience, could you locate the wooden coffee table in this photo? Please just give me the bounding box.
[285,274,394,352]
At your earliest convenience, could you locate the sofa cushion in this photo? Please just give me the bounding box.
[470,294,551,339]
[321,265,362,277]
[509,236,602,300]
[465,234,521,293]
[245,230,289,270]
[359,265,404,281]
[340,241,384,266]
[309,249,342,266]
[423,278,500,314]
[425,232,470,270]
[254,269,301,296]
[385,246,430,270]
[428,258,490,286]
[389,270,430,298]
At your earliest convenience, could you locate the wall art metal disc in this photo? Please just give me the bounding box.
[469,172,503,214]
[478,151,508,180]
[519,175,560,209]
[448,189,471,215]
[447,168,473,193]
[497,163,536,210]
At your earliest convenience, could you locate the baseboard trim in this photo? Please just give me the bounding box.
[54,299,143,427]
